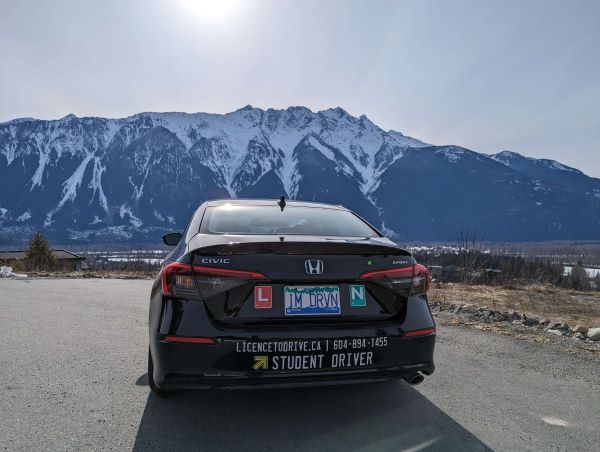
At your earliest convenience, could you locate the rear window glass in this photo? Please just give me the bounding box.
[200,205,379,237]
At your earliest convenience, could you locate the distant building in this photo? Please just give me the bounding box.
[0,250,87,271]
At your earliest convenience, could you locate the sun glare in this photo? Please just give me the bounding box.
[180,0,238,19]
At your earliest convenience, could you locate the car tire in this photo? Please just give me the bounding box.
[148,348,168,395]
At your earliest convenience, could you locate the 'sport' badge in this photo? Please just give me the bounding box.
[254,286,272,309]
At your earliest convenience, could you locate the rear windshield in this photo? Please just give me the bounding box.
[200,205,379,237]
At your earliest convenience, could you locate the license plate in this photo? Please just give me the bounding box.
[284,286,341,315]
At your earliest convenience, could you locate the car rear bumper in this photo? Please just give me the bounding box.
[159,365,435,390]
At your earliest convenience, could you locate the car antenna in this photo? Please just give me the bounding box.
[278,195,286,211]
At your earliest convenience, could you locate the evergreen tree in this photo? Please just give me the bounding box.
[25,232,56,271]
[569,264,590,291]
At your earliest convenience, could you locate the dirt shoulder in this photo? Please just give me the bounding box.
[4,270,156,280]
[429,283,600,354]
[429,282,600,328]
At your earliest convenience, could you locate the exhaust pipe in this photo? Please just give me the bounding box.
[407,374,425,386]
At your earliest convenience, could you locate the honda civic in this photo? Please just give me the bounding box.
[148,198,435,392]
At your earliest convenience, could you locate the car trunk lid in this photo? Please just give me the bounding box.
[182,238,415,325]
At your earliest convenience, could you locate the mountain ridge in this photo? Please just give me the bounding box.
[0,106,598,243]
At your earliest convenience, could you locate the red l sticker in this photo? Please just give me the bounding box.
[254,286,272,309]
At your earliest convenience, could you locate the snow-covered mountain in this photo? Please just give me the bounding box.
[0,106,598,243]
[491,150,600,203]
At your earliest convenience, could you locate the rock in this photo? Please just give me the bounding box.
[550,322,562,329]
[522,317,539,326]
[557,322,570,331]
[506,310,520,320]
[454,306,462,313]
[587,328,600,341]
[573,325,588,334]
[540,319,551,326]
[574,332,586,340]
[547,329,563,336]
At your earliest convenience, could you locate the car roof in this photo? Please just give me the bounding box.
[204,198,347,210]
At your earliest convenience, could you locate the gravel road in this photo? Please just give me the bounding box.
[1,279,599,451]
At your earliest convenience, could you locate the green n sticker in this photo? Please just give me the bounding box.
[349,284,367,307]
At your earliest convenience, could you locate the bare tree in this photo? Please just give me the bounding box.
[455,227,485,285]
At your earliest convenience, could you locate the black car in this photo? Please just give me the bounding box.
[148,198,435,392]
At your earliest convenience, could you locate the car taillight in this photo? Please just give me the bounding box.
[359,264,430,296]
[412,264,430,294]
[161,262,267,299]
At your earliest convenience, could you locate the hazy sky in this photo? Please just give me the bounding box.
[1,0,599,175]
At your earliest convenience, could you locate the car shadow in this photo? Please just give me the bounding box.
[132,379,490,451]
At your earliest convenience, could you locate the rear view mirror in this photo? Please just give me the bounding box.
[162,232,182,246]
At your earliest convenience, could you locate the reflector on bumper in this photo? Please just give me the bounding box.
[404,328,436,338]
[164,336,216,344]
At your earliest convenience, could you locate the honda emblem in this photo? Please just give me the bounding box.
[305,259,324,275]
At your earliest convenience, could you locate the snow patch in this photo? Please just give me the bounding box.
[379,222,398,239]
[0,129,18,165]
[16,211,31,222]
[532,180,545,191]
[386,130,429,148]
[29,146,51,190]
[548,160,574,172]
[492,151,581,175]
[68,225,134,240]
[45,154,94,226]
[306,135,355,177]
[436,147,464,163]
[59,155,93,207]
[119,204,143,228]
[89,157,109,213]
[1,266,28,278]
